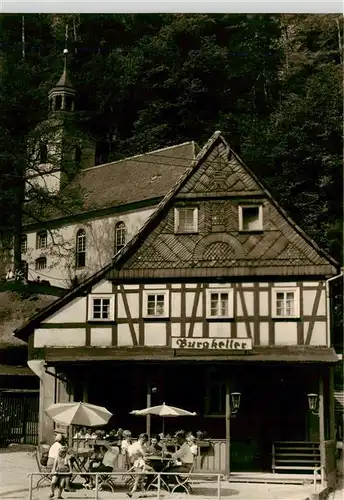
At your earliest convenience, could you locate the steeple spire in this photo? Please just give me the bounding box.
[48,48,76,112]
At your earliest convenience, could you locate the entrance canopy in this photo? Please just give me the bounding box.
[43,346,339,364]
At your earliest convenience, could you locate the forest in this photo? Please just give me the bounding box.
[0,13,343,267]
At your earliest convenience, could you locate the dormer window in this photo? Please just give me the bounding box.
[174,207,198,233]
[115,221,126,253]
[239,205,263,232]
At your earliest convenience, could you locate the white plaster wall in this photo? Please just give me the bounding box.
[208,322,232,338]
[21,206,155,287]
[144,323,166,346]
[92,281,113,294]
[90,328,112,346]
[260,322,269,345]
[45,297,87,323]
[117,324,139,346]
[274,322,298,345]
[237,291,254,316]
[34,328,86,347]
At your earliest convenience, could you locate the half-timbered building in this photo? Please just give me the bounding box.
[15,131,341,483]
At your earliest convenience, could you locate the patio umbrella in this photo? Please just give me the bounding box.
[130,402,196,434]
[45,401,113,427]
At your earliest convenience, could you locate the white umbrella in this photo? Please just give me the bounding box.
[45,401,113,427]
[130,402,196,434]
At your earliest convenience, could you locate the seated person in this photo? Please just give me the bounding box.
[39,440,50,466]
[83,445,105,487]
[186,433,198,457]
[121,430,132,456]
[146,435,166,456]
[86,442,119,489]
[127,433,154,498]
[163,430,194,484]
[47,434,67,469]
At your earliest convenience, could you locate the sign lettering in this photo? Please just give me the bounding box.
[171,337,252,350]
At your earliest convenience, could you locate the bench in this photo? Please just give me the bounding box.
[272,441,321,473]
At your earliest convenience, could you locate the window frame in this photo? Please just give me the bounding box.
[271,287,300,319]
[115,221,126,253]
[35,257,47,270]
[88,294,115,322]
[75,229,86,269]
[174,207,199,234]
[143,290,169,319]
[21,235,27,254]
[206,288,234,319]
[36,231,48,250]
[238,204,263,232]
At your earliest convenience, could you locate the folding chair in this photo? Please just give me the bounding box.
[98,468,117,493]
[170,461,195,495]
[35,448,53,488]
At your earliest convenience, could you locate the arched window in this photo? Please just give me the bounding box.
[39,143,48,164]
[115,221,126,253]
[76,229,86,268]
[35,257,47,270]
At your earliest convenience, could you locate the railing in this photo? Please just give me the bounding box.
[313,465,325,494]
[27,471,225,500]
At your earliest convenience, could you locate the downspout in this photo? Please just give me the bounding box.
[325,268,343,350]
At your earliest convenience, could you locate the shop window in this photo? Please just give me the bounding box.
[174,207,198,233]
[115,221,126,253]
[239,205,263,231]
[88,295,114,321]
[272,287,300,318]
[35,257,47,270]
[21,234,27,253]
[206,289,233,319]
[205,371,226,416]
[143,290,169,318]
[36,231,47,249]
[75,229,86,268]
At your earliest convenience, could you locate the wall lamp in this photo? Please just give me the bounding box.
[231,392,241,415]
[307,393,319,416]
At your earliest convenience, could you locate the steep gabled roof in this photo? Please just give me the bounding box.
[14,131,340,340]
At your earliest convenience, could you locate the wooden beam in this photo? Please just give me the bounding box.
[146,383,151,439]
[328,367,335,441]
[225,379,230,479]
[319,374,325,470]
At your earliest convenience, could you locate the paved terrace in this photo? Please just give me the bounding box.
[0,450,342,500]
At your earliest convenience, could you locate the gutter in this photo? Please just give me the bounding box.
[325,268,343,348]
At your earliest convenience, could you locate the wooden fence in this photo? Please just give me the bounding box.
[0,391,39,445]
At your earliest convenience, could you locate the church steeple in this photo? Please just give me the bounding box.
[48,49,76,113]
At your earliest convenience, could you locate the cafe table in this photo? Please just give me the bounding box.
[72,448,91,473]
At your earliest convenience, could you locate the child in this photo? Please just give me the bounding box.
[49,446,71,499]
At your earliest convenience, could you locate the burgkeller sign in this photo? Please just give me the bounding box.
[171,337,253,350]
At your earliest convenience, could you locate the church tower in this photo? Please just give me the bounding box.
[26,49,96,195]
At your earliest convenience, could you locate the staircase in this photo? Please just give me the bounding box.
[272,441,321,474]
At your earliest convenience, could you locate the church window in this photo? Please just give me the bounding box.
[21,235,27,253]
[115,221,126,253]
[76,229,86,268]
